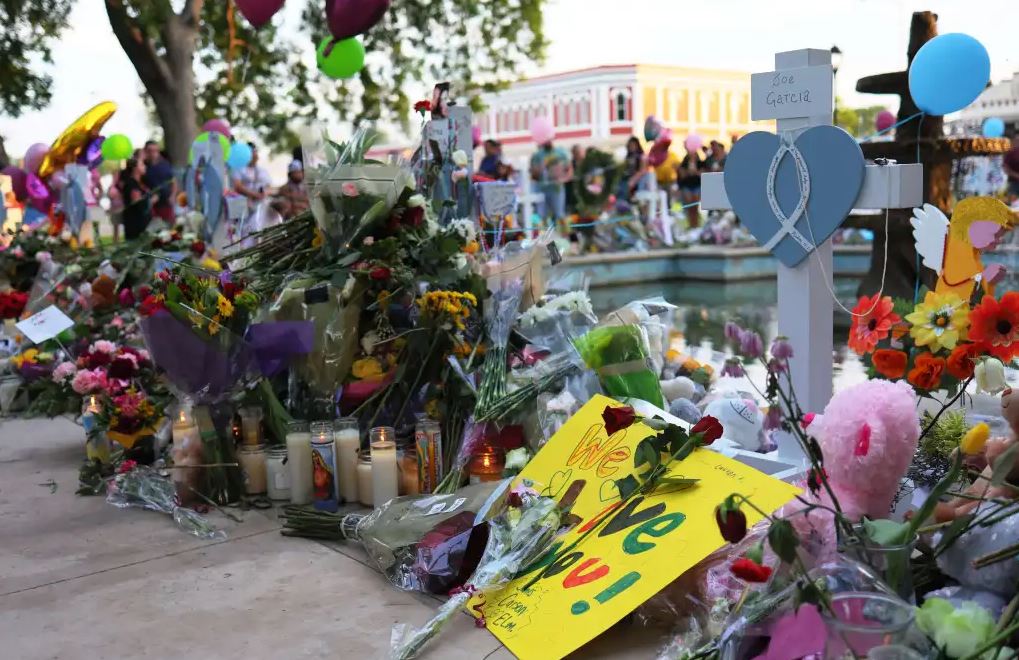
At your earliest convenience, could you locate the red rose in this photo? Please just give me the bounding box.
[714,504,747,544]
[602,405,637,436]
[691,415,723,445]
[118,287,135,308]
[108,355,138,380]
[404,206,425,227]
[221,281,238,301]
[139,294,166,316]
[117,459,138,474]
[414,100,432,114]
[369,267,391,281]
[731,557,773,583]
[807,467,829,495]
[191,240,206,256]
[137,284,151,300]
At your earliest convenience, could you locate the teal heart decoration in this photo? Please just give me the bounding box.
[724,125,865,268]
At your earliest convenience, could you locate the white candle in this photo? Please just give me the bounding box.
[265,447,290,501]
[334,418,360,503]
[370,427,399,509]
[357,451,373,506]
[286,421,313,505]
[172,407,201,449]
[237,445,267,495]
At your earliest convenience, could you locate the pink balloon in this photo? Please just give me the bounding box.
[1,167,28,202]
[472,125,482,147]
[24,143,49,174]
[683,134,703,153]
[326,0,390,41]
[875,110,896,132]
[235,0,286,28]
[648,129,673,167]
[203,118,233,139]
[530,116,555,144]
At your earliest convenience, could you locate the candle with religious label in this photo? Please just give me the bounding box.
[333,417,360,503]
[370,427,398,508]
[238,406,263,446]
[237,444,267,495]
[311,421,339,511]
[415,418,443,494]
[286,420,313,505]
[265,446,290,501]
[468,446,506,484]
[82,394,110,463]
[356,450,373,506]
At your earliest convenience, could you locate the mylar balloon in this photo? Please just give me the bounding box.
[190,131,231,164]
[648,129,673,167]
[1,167,28,202]
[325,0,390,41]
[684,134,704,153]
[24,143,49,174]
[203,118,233,139]
[235,0,286,27]
[875,110,896,132]
[643,116,663,142]
[530,116,554,144]
[101,134,133,161]
[227,142,253,170]
[316,37,365,79]
[983,117,1005,138]
[472,125,482,147]
[78,137,104,168]
[908,33,990,116]
[39,101,117,178]
[26,173,53,212]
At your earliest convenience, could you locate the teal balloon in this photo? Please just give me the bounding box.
[316,37,365,80]
[908,33,990,116]
[189,131,231,164]
[983,117,1005,138]
[227,142,253,169]
[100,134,133,161]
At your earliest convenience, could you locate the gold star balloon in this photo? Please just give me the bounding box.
[38,101,117,179]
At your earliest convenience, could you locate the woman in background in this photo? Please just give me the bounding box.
[120,158,151,240]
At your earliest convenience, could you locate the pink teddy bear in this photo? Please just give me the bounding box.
[786,379,921,558]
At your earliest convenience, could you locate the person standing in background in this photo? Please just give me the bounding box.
[478,140,502,178]
[278,160,310,219]
[1004,135,1019,204]
[654,146,680,206]
[120,158,151,240]
[566,144,585,214]
[678,143,705,228]
[142,140,176,225]
[232,142,272,210]
[530,139,573,223]
[705,140,728,172]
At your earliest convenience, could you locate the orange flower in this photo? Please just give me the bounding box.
[872,349,907,379]
[946,342,982,380]
[908,352,946,391]
[968,293,1019,362]
[848,294,900,355]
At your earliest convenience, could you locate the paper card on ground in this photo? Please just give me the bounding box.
[475,394,799,659]
[16,305,74,344]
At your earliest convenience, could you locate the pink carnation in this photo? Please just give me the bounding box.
[51,362,77,384]
[91,340,116,355]
[71,368,109,395]
[341,182,359,197]
[11,246,24,259]
[110,316,125,328]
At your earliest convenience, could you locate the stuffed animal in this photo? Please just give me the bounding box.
[702,392,765,452]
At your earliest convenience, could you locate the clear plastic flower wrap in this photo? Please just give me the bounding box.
[107,465,225,540]
[598,297,678,377]
[389,485,563,660]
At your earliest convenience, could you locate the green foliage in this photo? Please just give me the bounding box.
[0,0,72,118]
[835,103,889,138]
[919,410,968,458]
[573,149,619,219]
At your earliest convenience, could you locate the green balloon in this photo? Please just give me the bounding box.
[316,37,365,80]
[189,131,231,164]
[101,134,133,161]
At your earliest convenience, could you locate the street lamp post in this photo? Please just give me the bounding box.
[831,45,843,125]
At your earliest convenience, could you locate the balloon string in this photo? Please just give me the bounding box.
[858,112,923,143]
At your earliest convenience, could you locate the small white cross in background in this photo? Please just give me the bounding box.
[701,48,923,415]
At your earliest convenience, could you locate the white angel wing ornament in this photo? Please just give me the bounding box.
[910,203,949,276]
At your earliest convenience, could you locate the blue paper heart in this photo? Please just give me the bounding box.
[724,125,864,268]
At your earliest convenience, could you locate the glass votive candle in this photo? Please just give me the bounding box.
[468,445,506,484]
[265,446,290,501]
[310,421,338,510]
[286,420,313,505]
[357,450,373,506]
[237,444,268,495]
[238,406,263,446]
[370,427,398,508]
[333,417,360,503]
[399,445,420,496]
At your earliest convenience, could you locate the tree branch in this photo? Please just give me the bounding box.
[180,0,205,28]
[104,0,172,93]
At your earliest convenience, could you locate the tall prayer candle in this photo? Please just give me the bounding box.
[238,406,263,446]
[237,444,267,495]
[310,421,339,511]
[333,417,360,503]
[286,420,313,505]
[370,427,398,508]
[171,406,201,449]
[356,451,373,506]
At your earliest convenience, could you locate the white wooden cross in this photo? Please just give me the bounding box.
[517,168,549,238]
[701,48,923,415]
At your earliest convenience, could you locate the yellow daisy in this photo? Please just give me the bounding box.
[217,295,234,318]
[905,291,969,353]
[208,316,222,336]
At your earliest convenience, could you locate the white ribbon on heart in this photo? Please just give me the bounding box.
[761,134,816,253]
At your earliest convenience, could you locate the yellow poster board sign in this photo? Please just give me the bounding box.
[477,394,799,659]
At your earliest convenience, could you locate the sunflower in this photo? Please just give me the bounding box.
[905,291,969,353]
[216,295,234,319]
[208,316,222,336]
[968,292,1019,362]
[848,294,900,355]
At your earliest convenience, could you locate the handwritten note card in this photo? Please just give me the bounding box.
[475,394,799,659]
[477,182,517,218]
[750,64,832,121]
[16,305,74,344]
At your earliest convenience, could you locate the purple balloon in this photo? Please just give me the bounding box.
[326,0,390,41]
[1,167,28,202]
[78,137,104,168]
[26,173,53,212]
[203,118,233,139]
[24,143,49,174]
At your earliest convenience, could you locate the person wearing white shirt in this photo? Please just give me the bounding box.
[232,142,272,210]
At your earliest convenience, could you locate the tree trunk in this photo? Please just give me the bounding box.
[105,0,203,168]
[0,134,9,169]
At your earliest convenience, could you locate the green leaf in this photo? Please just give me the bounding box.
[863,518,912,546]
[336,251,362,268]
[616,475,640,500]
[991,443,1019,487]
[654,477,699,495]
[768,519,800,564]
[664,424,689,455]
[634,439,660,471]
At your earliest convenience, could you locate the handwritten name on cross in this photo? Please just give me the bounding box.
[701,48,922,417]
